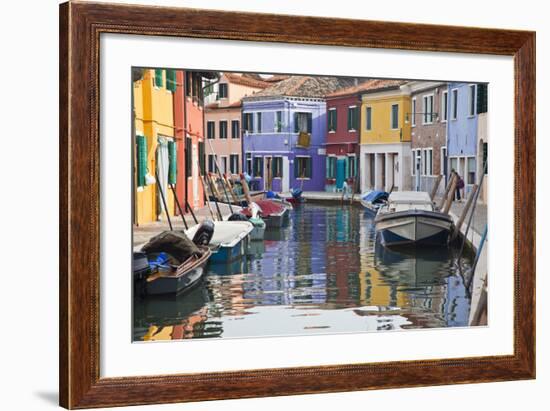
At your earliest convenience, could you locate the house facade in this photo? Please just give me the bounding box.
[323,87,362,192]
[476,84,488,203]
[204,73,269,178]
[404,81,448,194]
[242,76,355,192]
[446,82,481,193]
[359,80,412,193]
[133,68,177,225]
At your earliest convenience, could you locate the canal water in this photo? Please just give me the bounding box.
[134,203,476,341]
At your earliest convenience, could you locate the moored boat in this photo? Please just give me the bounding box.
[185,220,253,263]
[241,199,289,228]
[360,190,389,216]
[374,191,454,247]
[145,246,212,295]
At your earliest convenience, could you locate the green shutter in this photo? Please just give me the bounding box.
[306,158,312,178]
[154,69,164,88]
[294,113,299,133]
[307,113,312,133]
[168,140,177,185]
[477,84,488,114]
[136,135,147,187]
[166,69,177,92]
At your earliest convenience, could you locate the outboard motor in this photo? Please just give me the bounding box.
[191,219,215,246]
[228,213,248,222]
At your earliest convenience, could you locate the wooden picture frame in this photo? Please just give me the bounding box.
[59,1,535,408]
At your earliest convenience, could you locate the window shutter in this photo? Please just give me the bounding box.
[166,70,177,92]
[136,135,147,187]
[307,113,312,133]
[306,158,312,178]
[168,140,177,185]
[477,84,488,114]
[294,113,299,133]
[294,158,299,178]
[154,69,164,88]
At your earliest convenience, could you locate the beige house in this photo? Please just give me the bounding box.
[204,73,270,176]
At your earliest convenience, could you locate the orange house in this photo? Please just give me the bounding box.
[174,70,217,213]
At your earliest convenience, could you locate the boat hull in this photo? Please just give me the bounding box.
[264,208,290,228]
[375,210,453,247]
[209,235,250,263]
[146,248,211,295]
[360,199,381,217]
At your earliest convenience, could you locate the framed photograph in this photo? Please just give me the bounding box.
[59,1,535,408]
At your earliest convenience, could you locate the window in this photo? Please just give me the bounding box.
[423,95,434,124]
[423,148,433,176]
[207,121,215,139]
[154,69,164,88]
[221,156,228,174]
[469,84,476,117]
[442,91,448,122]
[327,156,336,179]
[246,153,252,175]
[198,141,205,175]
[191,72,203,103]
[208,154,217,173]
[391,104,399,129]
[219,121,228,139]
[230,154,239,174]
[256,112,262,133]
[294,112,312,133]
[467,157,476,184]
[166,69,177,92]
[477,84,488,114]
[450,157,458,175]
[185,72,192,96]
[253,157,263,178]
[411,98,416,127]
[440,146,447,176]
[347,106,358,131]
[273,157,283,178]
[231,120,240,139]
[295,156,312,179]
[275,111,283,132]
[366,107,372,131]
[328,109,337,132]
[218,83,228,99]
[243,113,253,132]
[185,138,192,178]
[348,156,356,177]
[452,89,458,120]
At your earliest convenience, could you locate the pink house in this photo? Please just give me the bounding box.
[204,73,270,177]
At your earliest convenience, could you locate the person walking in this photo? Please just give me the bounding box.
[453,170,465,201]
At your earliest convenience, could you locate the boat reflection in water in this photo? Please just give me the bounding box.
[133,204,475,341]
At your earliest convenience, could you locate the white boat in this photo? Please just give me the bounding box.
[374,191,454,247]
[360,190,389,216]
[185,221,253,263]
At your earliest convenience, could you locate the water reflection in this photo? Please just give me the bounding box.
[133,204,476,341]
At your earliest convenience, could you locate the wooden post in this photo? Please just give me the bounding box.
[453,184,478,238]
[199,175,217,221]
[430,175,443,201]
[240,173,253,205]
[207,172,222,201]
[439,173,456,210]
[223,174,239,204]
[442,176,458,215]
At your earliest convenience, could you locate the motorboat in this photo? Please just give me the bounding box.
[374,191,454,247]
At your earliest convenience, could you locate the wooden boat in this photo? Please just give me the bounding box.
[241,199,289,228]
[374,191,454,247]
[185,221,253,263]
[145,246,211,295]
[360,190,389,216]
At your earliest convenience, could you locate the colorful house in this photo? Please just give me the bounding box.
[323,83,365,192]
[204,73,270,177]
[174,70,217,212]
[241,76,355,192]
[476,84,488,203]
[359,80,412,193]
[133,68,177,225]
[446,82,485,193]
[403,81,448,194]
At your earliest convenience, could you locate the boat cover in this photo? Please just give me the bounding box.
[141,230,200,264]
[186,221,253,248]
[241,200,285,217]
[362,190,388,203]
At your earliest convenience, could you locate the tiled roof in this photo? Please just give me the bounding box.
[246,76,357,99]
[263,74,291,83]
[325,79,406,98]
[223,73,271,89]
[205,100,242,110]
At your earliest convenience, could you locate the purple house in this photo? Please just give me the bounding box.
[241,76,355,192]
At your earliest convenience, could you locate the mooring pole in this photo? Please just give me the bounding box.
[453,184,478,238]
[430,175,443,201]
[155,173,173,231]
[439,173,456,210]
[199,174,217,221]
[442,176,458,215]
[169,183,189,230]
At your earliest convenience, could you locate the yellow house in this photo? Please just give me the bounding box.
[359,81,413,192]
[133,69,176,225]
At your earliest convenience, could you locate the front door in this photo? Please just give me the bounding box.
[336,158,346,189]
